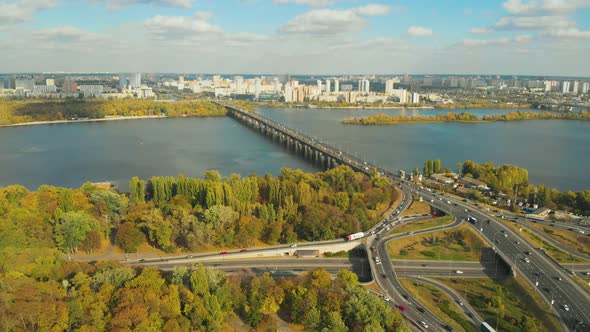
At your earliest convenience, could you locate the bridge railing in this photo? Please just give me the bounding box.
[222,103,388,177]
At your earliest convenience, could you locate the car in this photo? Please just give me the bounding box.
[503,233,508,238]
[467,312,474,319]
[524,257,530,263]
[384,297,390,302]
[563,304,570,311]
[584,272,590,276]
[408,231,414,235]
[370,246,376,251]
[457,301,464,306]
[420,321,429,329]
[290,244,298,248]
[555,276,562,281]
[381,274,387,279]
[240,249,248,253]
[397,305,407,312]
[515,241,520,244]
[417,307,426,313]
[422,263,429,267]
[443,324,454,331]
[447,201,451,204]
[139,258,145,262]
[455,270,464,274]
[220,251,228,255]
[525,251,532,255]
[402,294,410,300]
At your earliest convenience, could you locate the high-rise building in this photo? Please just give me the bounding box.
[582,82,590,94]
[385,79,394,94]
[79,85,104,97]
[179,76,185,84]
[358,79,370,94]
[561,81,570,93]
[334,79,339,93]
[15,75,35,91]
[317,80,322,94]
[63,77,78,93]
[234,76,244,94]
[213,75,221,87]
[119,73,128,90]
[411,92,420,104]
[325,79,331,94]
[572,81,580,94]
[129,73,141,89]
[254,77,262,99]
[46,79,55,86]
[273,78,281,93]
[284,85,293,103]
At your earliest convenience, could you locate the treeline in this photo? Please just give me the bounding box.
[342,112,480,125]
[461,160,590,215]
[0,262,408,331]
[0,166,395,257]
[434,99,531,109]
[482,110,590,121]
[0,99,226,125]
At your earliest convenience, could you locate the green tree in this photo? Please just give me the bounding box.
[54,211,97,253]
[114,223,145,253]
[129,177,146,204]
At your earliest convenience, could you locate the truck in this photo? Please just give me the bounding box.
[346,232,365,241]
[481,321,496,332]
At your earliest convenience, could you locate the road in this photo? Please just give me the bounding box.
[398,181,590,331]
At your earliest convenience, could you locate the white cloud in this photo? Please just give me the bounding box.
[495,15,574,30]
[95,0,192,10]
[328,37,408,50]
[543,27,590,39]
[407,26,432,37]
[272,0,336,6]
[33,25,105,42]
[470,28,493,34]
[502,0,590,15]
[0,0,57,26]
[464,35,531,47]
[279,4,391,35]
[144,12,223,38]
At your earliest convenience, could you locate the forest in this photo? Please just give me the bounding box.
[0,99,226,125]
[0,166,403,331]
[460,160,590,215]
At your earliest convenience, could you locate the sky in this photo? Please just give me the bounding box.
[1,0,590,75]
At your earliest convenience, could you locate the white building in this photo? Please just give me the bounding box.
[562,81,570,93]
[284,85,293,102]
[234,76,244,94]
[572,81,580,94]
[46,79,55,86]
[582,82,590,94]
[325,79,331,94]
[358,79,370,94]
[129,73,141,89]
[411,92,420,104]
[385,79,394,94]
[334,79,339,93]
[79,85,104,97]
[254,77,262,99]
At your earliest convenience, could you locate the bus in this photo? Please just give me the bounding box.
[346,232,364,241]
[481,321,495,332]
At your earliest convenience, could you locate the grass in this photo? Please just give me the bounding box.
[527,222,590,258]
[497,218,587,263]
[400,278,477,332]
[436,276,563,332]
[400,199,432,216]
[387,224,489,261]
[390,216,454,235]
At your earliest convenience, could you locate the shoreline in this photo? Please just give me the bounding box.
[263,105,435,110]
[0,115,227,128]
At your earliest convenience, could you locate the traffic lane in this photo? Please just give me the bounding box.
[402,183,590,329]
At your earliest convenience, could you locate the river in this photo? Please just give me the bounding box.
[0,108,588,191]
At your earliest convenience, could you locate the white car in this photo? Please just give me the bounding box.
[455,270,464,274]
[420,321,429,329]
[524,257,530,263]
[563,304,570,311]
[290,244,298,248]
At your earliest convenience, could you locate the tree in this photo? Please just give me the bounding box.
[457,162,463,175]
[433,159,442,173]
[80,230,102,253]
[129,177,146,204]
[114,223,145,253]
[54,211,97,253]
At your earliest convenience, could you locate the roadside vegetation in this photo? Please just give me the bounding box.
[527,223,590,258]
[399,200,432,216]
[434,99,530,109]
[436,277,563,332]
[387,224,489,261]
[390,216,454,235]
[0,99,226,125]
[400,278,476,332]
[497,218,587,263]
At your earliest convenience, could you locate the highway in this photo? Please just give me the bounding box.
[397,181,590,331]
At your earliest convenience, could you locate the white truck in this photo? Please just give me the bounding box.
[346,232,365,241]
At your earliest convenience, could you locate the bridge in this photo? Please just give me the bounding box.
[222,103,378,174]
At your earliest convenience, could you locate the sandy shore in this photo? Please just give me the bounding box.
[0,115,167,128]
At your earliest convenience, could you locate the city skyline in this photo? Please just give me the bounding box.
[1,0,590,75]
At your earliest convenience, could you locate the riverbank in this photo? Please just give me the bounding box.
[343,110,590,125]
[0,115,168,128]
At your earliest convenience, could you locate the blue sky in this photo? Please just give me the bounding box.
[1,0,589,75]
